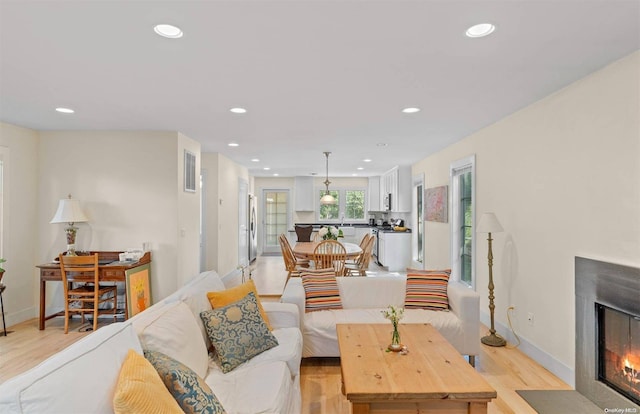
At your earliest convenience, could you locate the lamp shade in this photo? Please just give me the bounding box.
[320,193,336,205]
[476,212,503,233]
[50,198,89,224]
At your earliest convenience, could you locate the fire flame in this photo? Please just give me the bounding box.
[622,355,639,384]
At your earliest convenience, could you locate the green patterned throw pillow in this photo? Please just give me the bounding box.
[143,349,226,414]
[200,291,279,373]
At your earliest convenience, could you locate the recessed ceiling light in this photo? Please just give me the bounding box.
[402,107,420,114]
[273,173,279,177]
[251,158,260,162]
[352,173,358,177]
[357,167,364,170]
[363,159,372,163]
[55,107,75,114]
[154,24,183,39]
[465,23,496,38]
[228,142,239,147]
[230,107,247,114]
[263,167,271,171]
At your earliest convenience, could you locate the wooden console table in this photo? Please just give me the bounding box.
[36,251,151,330]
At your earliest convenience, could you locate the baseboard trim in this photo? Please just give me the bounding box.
[4,306,36,330]
[480,311,575,387]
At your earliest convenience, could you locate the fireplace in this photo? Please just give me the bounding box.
[597,303,640,405]
[576,257,640,410]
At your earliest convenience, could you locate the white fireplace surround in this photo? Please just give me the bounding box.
[575,257,640,410]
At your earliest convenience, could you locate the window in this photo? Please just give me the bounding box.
[413,175,424,264]
[450,155,475,287]
[318,189,366,222]
[0,157,4,257]
[345,190,365,220]
[319,190,339,220]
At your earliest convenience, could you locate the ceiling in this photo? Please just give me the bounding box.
[1,1,638,178]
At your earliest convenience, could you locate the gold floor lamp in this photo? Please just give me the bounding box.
[477,212,506,347]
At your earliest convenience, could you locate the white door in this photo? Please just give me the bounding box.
[262,189,290,254]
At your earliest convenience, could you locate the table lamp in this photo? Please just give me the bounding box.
[477,212,506,347]
[50,194,88,256]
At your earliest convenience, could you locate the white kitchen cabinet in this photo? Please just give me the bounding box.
[354,227,372,246]
[294,176,315,211]
[382,166,412,213]
[338,226,357,244]
[378,233,386,265]
[368,176,381,211]
[377,231,411,271]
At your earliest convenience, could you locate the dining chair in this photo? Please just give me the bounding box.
[313,240,347,276]
[347,233,371,265]
[294,225,313,242]
[345,235,375,276]
[278,234,310,283]
[59,253,118,334]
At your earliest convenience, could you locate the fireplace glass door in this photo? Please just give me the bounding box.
[597,303,640,404]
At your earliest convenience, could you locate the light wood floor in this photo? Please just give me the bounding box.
[0,255,571,413]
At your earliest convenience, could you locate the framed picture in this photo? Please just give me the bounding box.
[126,264,151,318]
[184,150,196,192]
[425,185,448,223]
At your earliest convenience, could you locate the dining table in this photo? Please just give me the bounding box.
[293,241,362,261]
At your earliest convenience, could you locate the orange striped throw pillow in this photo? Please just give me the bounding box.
[404,269,451,311]
[301,268,343,312]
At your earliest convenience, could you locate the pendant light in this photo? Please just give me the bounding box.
[320,151,336,205]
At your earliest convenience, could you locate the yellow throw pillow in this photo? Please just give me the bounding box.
[206,280,272,330]
[113,349,183,414]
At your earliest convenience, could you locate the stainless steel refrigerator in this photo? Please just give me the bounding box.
[248,194,258,262]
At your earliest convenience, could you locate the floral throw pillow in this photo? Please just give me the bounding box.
[144,349,226,414]
[200,292,279,373]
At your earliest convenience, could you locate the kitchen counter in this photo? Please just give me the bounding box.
[290,223,411,231]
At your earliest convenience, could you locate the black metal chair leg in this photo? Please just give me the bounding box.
[0,288,7,336]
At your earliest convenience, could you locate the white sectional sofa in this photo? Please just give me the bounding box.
[0,270,303,414]
[281,275,480,363]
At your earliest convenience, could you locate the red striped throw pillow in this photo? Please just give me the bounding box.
[301,268,343,312]
[404,269,451,311]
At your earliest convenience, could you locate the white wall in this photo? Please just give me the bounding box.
[177,133,202,287]
[0,123,39,327]
[38,131,200,311]
[202,153,219,273]
[412,51,640,384]
[201,152,249,276]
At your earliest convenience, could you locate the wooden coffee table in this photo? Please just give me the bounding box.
[337,323,496,414]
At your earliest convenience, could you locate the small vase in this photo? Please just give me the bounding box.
[388,323,402,352]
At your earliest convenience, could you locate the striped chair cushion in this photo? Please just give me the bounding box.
[404,269,451,311]
[301,268,343,312]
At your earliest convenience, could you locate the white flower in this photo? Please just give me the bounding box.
[381,305,404,324]
[318,227,328,237]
